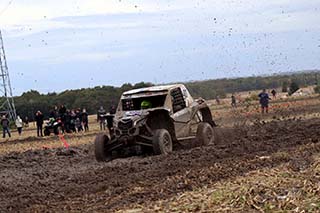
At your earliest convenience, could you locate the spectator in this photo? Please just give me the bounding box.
[35,111,44,137]
[59,104,67,117]
[106,113,114,133]
[76,109,83,132]
[70,110,77,132]
[258,89,271,114]
[75,117,83,132]
[64,110,72,133]
[1,115,11,138]
[109,105,116,114]
[59,104,67,131]
[231,94,237,108]
[271,89,277,99]
[15,115,23,136]
[97,106,106,131]
[24,116,29,128]
[82,109,89,132]
[49,106,58,119]
[215,96,220,105]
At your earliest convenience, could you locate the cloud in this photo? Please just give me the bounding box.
[3,0,320,65]
[2,0,320,38]
[2,0,320,95]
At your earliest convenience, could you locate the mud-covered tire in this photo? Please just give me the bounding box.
[44,129,50,136]
[196,122,214,146]
[153,129,173,155]
[95,134,112,162]
[54,126,62,135]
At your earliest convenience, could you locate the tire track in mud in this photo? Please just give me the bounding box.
[0,132,99,146]
[0,118,319,212]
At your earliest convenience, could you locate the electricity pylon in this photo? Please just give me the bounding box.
[0,30,16,120]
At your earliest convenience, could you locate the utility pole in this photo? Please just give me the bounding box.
[0,30,16,120]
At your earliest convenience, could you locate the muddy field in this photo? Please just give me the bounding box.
[0,96,320,212]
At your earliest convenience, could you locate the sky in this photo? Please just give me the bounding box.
[0,0,319,95]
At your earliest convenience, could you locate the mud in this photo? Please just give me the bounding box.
[0,115,320,211]
[0,131,99,145]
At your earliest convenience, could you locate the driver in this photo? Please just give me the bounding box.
[141,100,152,109]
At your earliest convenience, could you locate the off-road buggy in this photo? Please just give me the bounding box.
[95,84,217,162]
[44,118,63,136]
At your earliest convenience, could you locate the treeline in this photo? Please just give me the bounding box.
[185,70,320,99]
[13,82,153,120]
[12,70,320,120]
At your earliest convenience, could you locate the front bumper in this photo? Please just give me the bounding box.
[107,133,153,152]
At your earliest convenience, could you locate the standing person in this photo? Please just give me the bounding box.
[82,109,89,132]
[15,115,23,136]
[1,115,11,138]
[215,96,220,105]
[35,111,44,137]
[231,94,237,108]
[75,117,83,133]
[49,106,59,119]
[59,104,67,117]
[271,89,277,99]
[258,89,271,114]
[59,104,67,132]
[109,105,116,115]
[70,110,77,132]
[24,116,29,128]
[64,110,71,133]
[97,106,106,131]
[106,105,115,133]
[76,109,83,132]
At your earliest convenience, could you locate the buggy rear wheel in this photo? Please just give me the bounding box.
[196,122,213,146]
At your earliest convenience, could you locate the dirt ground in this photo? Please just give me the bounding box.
[0,96,319,212]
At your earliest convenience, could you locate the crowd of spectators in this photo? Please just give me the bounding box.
[0,104,116,138]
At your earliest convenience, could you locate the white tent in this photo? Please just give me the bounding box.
[291,87,315,97]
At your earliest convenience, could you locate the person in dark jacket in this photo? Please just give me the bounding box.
[70,110,77,132]
[1,115,11,138]
[75,109,83,132]
[64,110,71,133]
[258,89,271,114]
[106,105,116,133]
[231,94,237,108]
[82,109,89,132]
[35,111,44,137]
[59,104,67,117]
[59,104,67,132]
[24,116,29,128]
[109,105,116,114]
[271,89,277,99]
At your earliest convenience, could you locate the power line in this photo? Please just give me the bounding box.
[0,0,14,17]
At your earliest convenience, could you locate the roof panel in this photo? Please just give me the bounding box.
[123,84,184,96]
